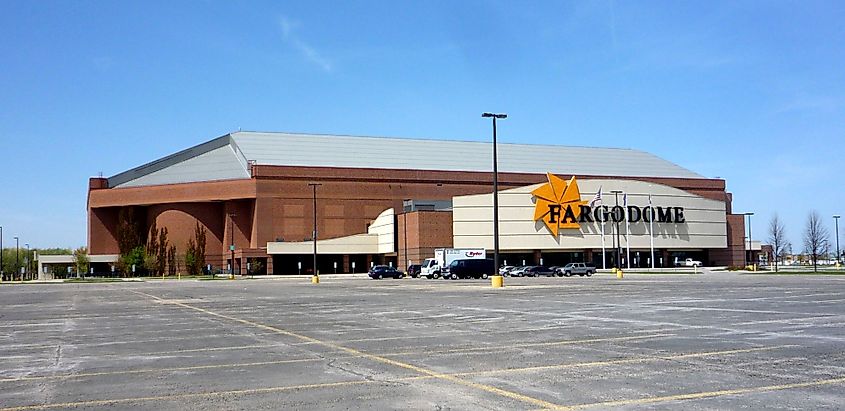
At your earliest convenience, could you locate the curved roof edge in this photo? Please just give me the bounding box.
[108,131,706,188]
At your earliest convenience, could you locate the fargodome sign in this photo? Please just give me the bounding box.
[532,173,685,236]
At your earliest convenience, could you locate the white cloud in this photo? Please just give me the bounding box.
[279,16,332,73]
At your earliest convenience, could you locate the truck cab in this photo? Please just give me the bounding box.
[421,258,441,279]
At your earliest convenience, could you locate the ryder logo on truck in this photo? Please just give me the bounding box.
[465,251,484,257]
[532,173,685,236]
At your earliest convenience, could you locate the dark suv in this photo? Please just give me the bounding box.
[446,259,495,280]
[368,265,404,279]
[406,264,422,278]
[523,266,556,277]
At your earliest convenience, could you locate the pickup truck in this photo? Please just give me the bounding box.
[560,263,596,277]
[683,258,702,267]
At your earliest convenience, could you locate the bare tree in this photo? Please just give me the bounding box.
[768,214,788,272]
[803,210,830,272]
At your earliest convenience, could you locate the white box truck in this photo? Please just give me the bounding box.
[421,248,486,279]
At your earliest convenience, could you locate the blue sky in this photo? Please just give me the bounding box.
[1,1,843,250]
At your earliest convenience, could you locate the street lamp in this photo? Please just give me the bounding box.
[25,243,30,281]
[744,212,754,267]
[482,112,507,275]
[403,199,410,271]
[834,215,841,265]
[13,236,19,281]
[228,213,237,276]
[308,183,322,277]
[0,225,4,281]
[610,190,623,268]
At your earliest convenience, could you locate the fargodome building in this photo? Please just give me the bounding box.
[85,131,747,275]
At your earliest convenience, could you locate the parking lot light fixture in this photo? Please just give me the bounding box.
[744,212,754,267]
[482,112,507,279]
[14,236,19,281]
[25,243,30,281]
[834,215,840,265]
[308,183,322,280]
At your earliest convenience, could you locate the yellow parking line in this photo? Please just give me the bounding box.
[98,343,291,357]
[0,345,792,385]
[379,333,675,357]
[0,380,376,411]
[128,290,562,409]
[546,376,845,410]
[450,345,794,377]
[1,344,807,410]
[0,357,323,383]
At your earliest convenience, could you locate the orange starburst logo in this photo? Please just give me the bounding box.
[532,173,586,235]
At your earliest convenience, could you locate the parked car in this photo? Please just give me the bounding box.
[508,266,529,277]
[523,266,556,277]
[446,259,495,279]
[368,265,404,279]
[407,264,422,278]
[560,262,596,277]
[498,265,514,275]
[683,258,702,267]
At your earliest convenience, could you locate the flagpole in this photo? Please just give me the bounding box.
[624,192,631,269]
[649,194,655,269]
[601,214,606,270]
[594,186,606,270]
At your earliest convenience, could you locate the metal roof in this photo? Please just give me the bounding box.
[109,131,704,188]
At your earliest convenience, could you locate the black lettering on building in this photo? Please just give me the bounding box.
[673,207,686,223]
[611,206,624,222]
[642,206,653,223]
[579,205,594,222]
[562,205,577,224]
[548,204,561,223]
[657,207,673,223]
[627,206,642,223]
[594,205,609,222]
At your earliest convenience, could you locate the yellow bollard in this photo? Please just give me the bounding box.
[611,267,617,274]
[311,275,320,284]
[491,275,503,288]
[617,269,623,279]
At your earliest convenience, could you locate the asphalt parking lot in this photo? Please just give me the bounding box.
[1,273,844,410]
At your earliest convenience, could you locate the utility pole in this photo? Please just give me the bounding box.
[308,183,322,277]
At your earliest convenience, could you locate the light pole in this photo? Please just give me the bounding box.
[1,225,3,281]
[744,212,754,267]
[308,183,322,277]
[482,112,507,276]
[14,236,19,281]
[228,213,236,276]
[611,190,623,268]
[403,199,410,270]
[834,215,840,265]
[25,243,30,281]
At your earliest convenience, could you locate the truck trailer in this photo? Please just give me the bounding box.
[421,248,486,279]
